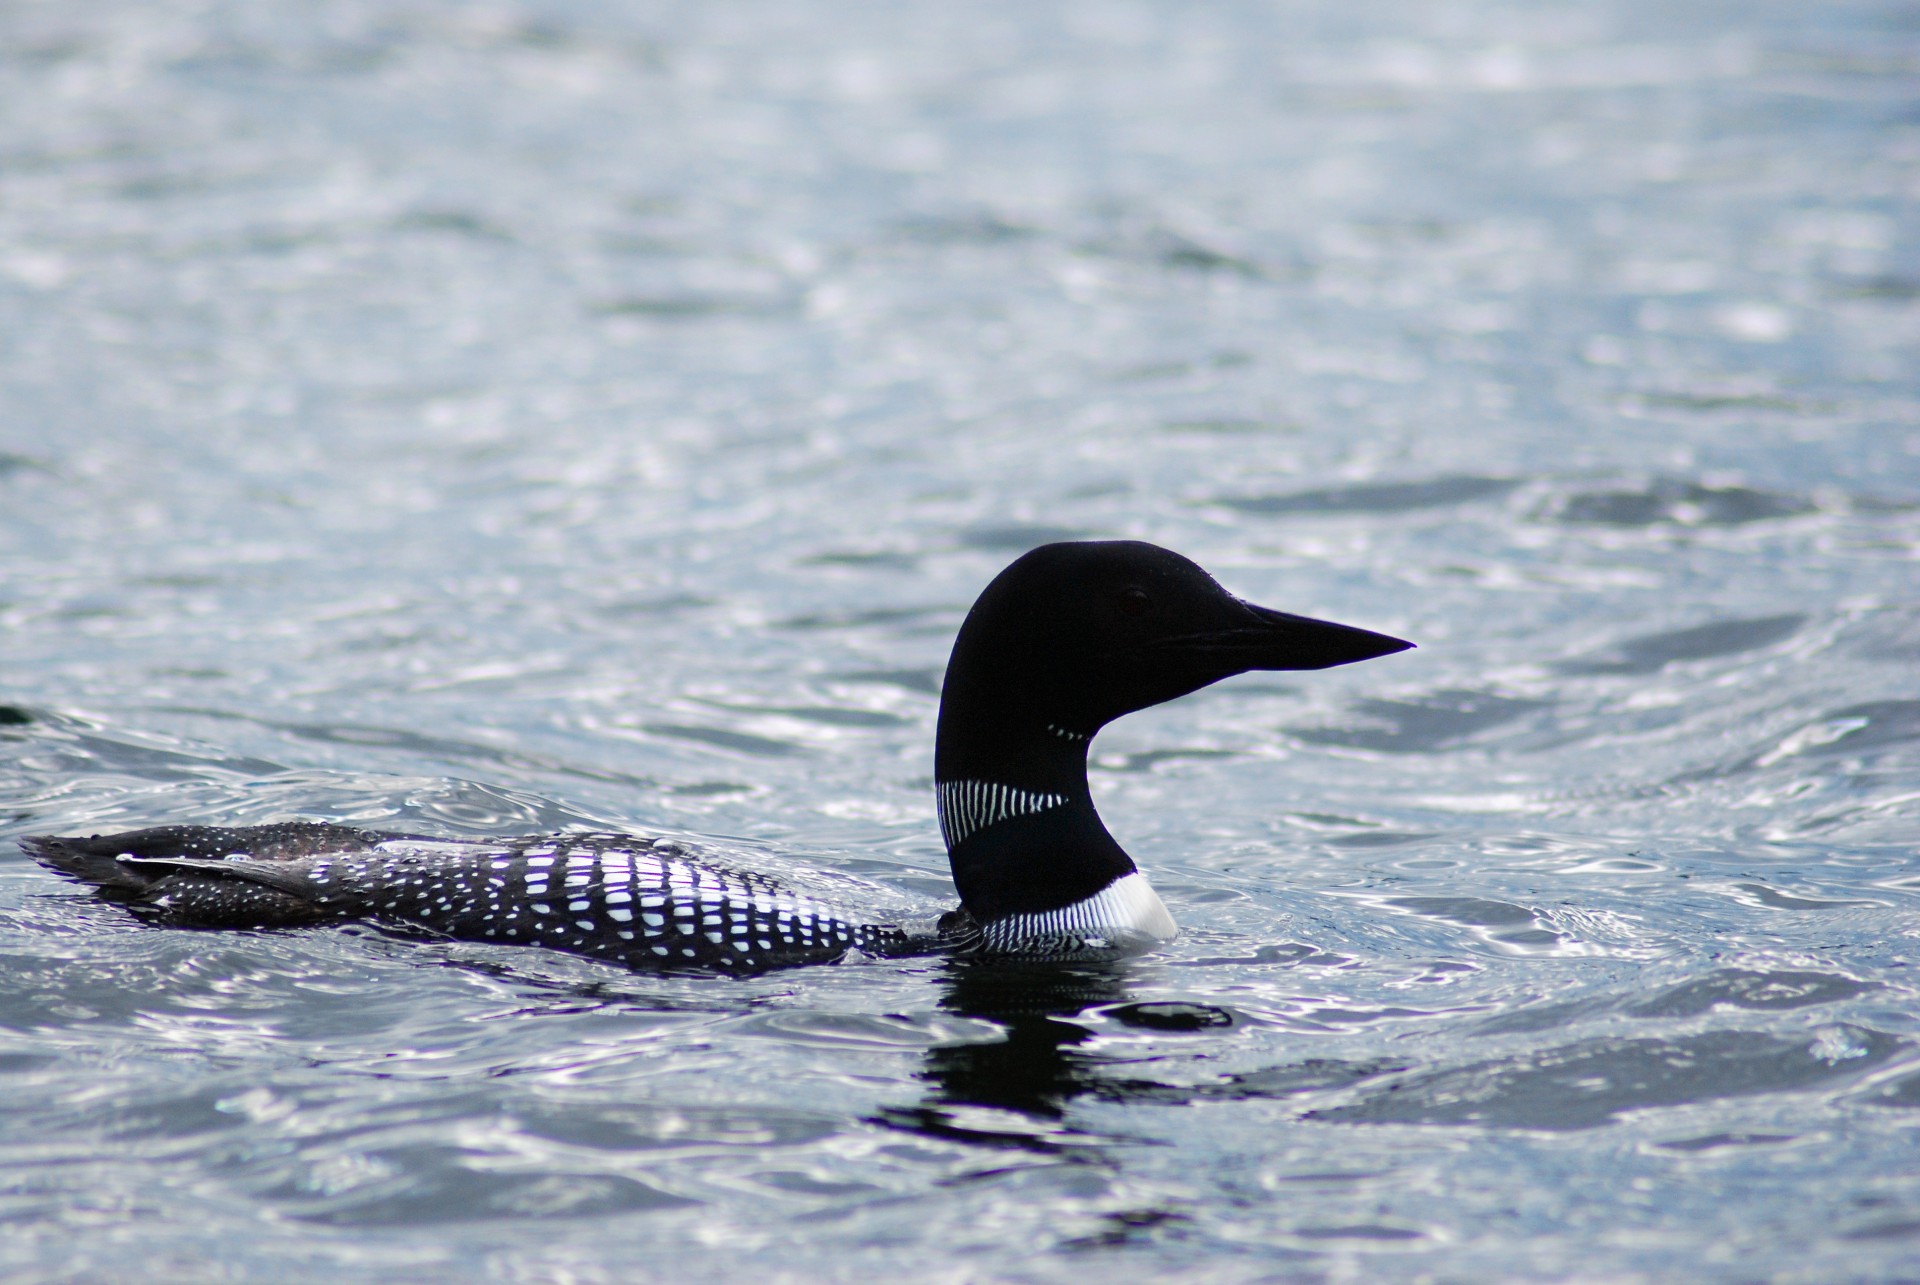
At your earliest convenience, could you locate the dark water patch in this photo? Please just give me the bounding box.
[1316,1026,1901,1130]
[1387,896,1535,927]
[1560,614,1806,676]
[164,712,653,789]
[873,1105,1113,1155]
[893,213,1036,244]
[1172,943,1354,968]
[1267,1170,1378,1186]
[0,36,91,66]
[1060,1206,1193,1250]
[1656,1132,1797,1151]
[518,1103,839,1151]
[773,706,909,729]
[834,667,942,696]
[1548,480,1812,526]
[87,1085,255,1144]
[1866,1069,1920,1109]
[1735,883,1879,910]
[1098,1058,1406,1107]
[802,550,922,570]
[1841,1218,1920,1242]
[286,720,530,758]
[1627,390,1823,413]
[114,170,232,201]
[1095,748,1237,774]
[394,210,514,241]
[1115,351,1252,381]
[1835,275,1920,300]
[1221,681,1299,696]
[754,1170,880,1197]
[1627,969,1878,1017]
[1301,1004,1469,1028]
[8,723,288,782]
[600,233,688,257]
[696,701,908,729]
[771,606,952,637]
[1218,476,1516,517]
[1291,690,1548,753]
[593,295,791,319]
[957,523,1091,552]
[1081,227,1266,278]
[1291,1224,1423,1241]
[1149,231,1264,278]
[775,605,952,632]
[596,593,713,617]
[1106,1002,1235,1032]
[1848,609,1920,664]
[1799,701,1920,757]
[1162,418,1283,435]
[0,707,32,726]
[666,780,752,798]
[1849,492,1920,514]
[1327,830,1435,848]
[642,724,803,758]
[1473,997,1615,1036]
[276,1145,691,1225]
[735,1011,974,1050]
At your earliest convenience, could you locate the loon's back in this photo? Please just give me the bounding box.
[25,824,917,974]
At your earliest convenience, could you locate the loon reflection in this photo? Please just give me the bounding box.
[879,959,1406,1151]
[878,960,1140,1149]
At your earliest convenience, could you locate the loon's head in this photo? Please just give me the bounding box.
[935,540,1411,958]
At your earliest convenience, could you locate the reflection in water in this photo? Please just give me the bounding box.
[880,960,1397,1153]
[879,960,1134,1149]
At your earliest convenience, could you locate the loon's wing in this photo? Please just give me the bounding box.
[25,824,923,973]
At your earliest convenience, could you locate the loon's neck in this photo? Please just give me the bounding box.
[933,713,1143,924]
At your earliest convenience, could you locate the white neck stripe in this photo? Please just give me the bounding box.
[935,779,1068,849]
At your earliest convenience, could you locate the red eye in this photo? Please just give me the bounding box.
[1117,587,1152,618]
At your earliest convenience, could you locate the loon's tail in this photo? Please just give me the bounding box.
[24,823,382,926]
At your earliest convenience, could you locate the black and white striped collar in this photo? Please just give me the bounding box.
[935,779,1069,849]
[973,871,1176,958]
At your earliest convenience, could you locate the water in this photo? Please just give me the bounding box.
[0,0,1916,1278]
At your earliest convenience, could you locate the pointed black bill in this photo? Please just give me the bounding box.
[1153,601,1413,672]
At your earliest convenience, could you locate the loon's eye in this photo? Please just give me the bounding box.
[1117,587,1152,618]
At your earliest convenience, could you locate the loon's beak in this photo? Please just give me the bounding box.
[1155,601,1414,672]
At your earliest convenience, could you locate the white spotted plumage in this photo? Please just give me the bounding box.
[123,834,905,972]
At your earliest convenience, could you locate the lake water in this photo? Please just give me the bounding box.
[1,0,1916,1279]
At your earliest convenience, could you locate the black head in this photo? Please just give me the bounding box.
[933,540,1411,928]
[937,541,1411,778]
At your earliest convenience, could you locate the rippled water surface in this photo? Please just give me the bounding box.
[2,0,1917,1279]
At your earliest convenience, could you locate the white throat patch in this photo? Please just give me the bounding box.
[977,871,1177,958]
[936,779,1069,849]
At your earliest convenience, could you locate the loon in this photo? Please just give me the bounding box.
[25,541,1410,974]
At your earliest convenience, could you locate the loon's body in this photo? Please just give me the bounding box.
[28,825,921,974]
[26,541,1410,973]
